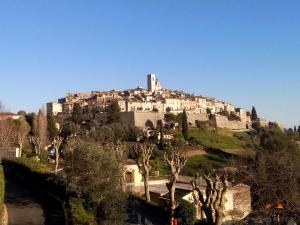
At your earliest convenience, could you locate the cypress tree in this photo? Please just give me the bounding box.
[182,109,189,140]
[107,101,121,124]
[157,120,164,150]
[251,106,258,121]
[72,103,83,125]
[47,112,58,139]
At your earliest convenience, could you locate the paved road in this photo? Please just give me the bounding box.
[5,179,65,225]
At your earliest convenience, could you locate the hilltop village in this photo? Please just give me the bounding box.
[47,74,282,131]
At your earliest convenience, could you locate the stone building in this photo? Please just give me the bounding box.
[46,102,63,115]
[0,112,21,120]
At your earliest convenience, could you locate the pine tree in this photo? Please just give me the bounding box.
[182,109,189,140]
[251,106,258,121]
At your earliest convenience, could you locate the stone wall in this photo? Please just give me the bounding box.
[231,184,252,219]
[210,114,247,130]
[187,113,208,126]
[95,111,209,129]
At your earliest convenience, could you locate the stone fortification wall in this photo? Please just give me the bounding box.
[210,114,247,130]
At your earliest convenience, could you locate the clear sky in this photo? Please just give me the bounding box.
[0,0,299,128]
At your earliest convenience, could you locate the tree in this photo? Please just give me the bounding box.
[106,101,121,124]
[166,107,172,113]
[29,136,41,156]
[236,128,300,221]
[53,136,63,174]
[294,126,297,132]
[14,118,31,156]
[298,126,300,134]
[0,101,5,112]
[191,175,228,225]
[64,140,127,225]
[157,120,164,150]
[182,109,189,140]
[134,142,154,202]
[72,103,83,125]
[0,119,17,147]
[251,106,258,121]
[47,111,58,139]
[32,109,48,150]
[164,151,187,225]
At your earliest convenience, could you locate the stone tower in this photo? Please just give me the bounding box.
[147,74,156,92]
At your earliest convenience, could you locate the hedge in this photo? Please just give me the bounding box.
[0,166,4,212]
[175,199,196,225]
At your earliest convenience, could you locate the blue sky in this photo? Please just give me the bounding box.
[0,0,299,128]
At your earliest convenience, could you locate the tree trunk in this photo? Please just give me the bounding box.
[19,143,23,157]
[169,180,176,225]
[144,171,150,202]
[55,149,59,174]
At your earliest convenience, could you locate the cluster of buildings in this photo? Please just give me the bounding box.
[46,74,281,130]
[47,74,239,116]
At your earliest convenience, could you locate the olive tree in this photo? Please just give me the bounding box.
[164,151,187,225]
[133,142,154,202]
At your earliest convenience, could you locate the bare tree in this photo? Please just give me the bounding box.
[0,101,4,112]
[134,142,154,202]
[191,174,228,225]
[53,136,63,174]
[29,135,41,156]
[164,151,187,225]
[0,119,17,147]
[15,119,31,156]
[32,109,48,151]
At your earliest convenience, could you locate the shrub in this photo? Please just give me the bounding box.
[22,147,35,158]
[175,199,195,225]
[69,198,94,225]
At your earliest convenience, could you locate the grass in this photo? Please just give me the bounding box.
[151,149,233,177]
[181,152,232,177]
[189,129,255,156]
[151,128,256,177]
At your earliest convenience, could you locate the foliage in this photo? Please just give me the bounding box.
[22,147,35,158]
[106,101,121,124]
[47,111,58,139]
[69,198,95,225]
[157,120,165,150]
[64,140,127,224]
[227,113,241,121]
[72,103,83,125]
[182,109,189,140]
[251,106,258,121]
[175,199,195,225]
[165,113,177,123]
[236,128,300,220]
[0,167,4,212]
